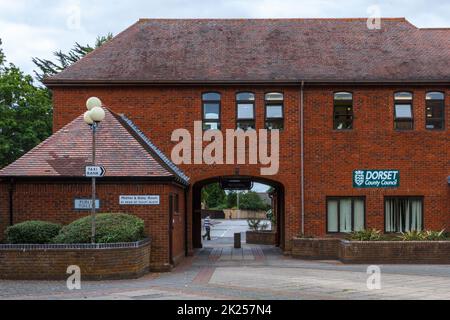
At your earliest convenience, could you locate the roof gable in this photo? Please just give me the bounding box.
[45,18,450,84]
[0,109,189,184]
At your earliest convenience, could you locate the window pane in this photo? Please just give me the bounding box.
[426,92,444,100]
[327,200,338,232]
[395,92,413,100]
[334,92,353,100]
[334,116,353,130]
[395,121,413,130]
[395,104,412,118]
[202,93,221,101]
[237,92,255,101]
[385,198,423,233]
[238,104,254,119]
[354,199,365,231]
[204,103,219,119]
[340,199,352,233]
[203,122,220,131]
[266,120,284,130]
[426,119,443,130]
[266,105,283,118]
[265,92,284,101]
[237,121,255,131]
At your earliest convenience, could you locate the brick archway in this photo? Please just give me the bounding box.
[192,176,285,250]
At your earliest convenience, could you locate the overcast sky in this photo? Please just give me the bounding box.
[0,0,449,77]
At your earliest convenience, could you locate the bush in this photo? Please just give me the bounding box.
[53,213,145,244]
[349,229,383,241]
[399,230,446,241]
[6,221,62,244]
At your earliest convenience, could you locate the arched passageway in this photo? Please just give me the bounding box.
[192,176,285,250]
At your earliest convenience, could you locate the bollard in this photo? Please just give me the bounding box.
[234,233,241,249]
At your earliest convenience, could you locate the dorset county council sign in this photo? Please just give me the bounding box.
[353,170,400,188]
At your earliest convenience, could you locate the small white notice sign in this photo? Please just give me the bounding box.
[74,199,100,210]
[119,195,160,206]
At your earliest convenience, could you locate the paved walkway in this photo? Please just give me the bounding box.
[0,221,449,300]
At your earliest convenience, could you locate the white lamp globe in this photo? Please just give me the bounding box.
[90,107,106,122]
[86,97,102,111]
[83,111,94,125]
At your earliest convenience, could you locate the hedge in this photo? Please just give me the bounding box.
[53,213,145,244]
[5,221,62,244]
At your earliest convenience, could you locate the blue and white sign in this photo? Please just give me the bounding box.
[353,170,400,188]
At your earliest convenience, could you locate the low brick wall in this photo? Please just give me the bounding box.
[291,238,340,260]
[246,231,277,245]
[340,240,450,264]
[0,239,151,280]
[292,238,450,264]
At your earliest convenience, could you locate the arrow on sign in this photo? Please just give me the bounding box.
[85,166,106,178]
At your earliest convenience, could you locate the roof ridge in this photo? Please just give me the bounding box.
[116,113,190,185]
[138,17,408,22]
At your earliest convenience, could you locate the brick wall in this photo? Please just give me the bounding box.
[291,238,340,260]
[0,180,185,271]
[246,231,277,245]
[292,238,450,264]
[50,85,449,250]
[0,241,150,280]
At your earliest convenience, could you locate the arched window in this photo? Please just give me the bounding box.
[394,92,413,130]
[334,92,353,130]
[236,92,255,130]
[202,92,221,130]
[265,93,284,130]
[425,92,445,130]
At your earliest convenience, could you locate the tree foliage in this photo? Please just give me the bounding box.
[0,40,53,168]
[202,183,227,209]
[32,33,113,81]
[239,192,270,211]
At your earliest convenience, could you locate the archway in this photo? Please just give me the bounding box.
[192,176,285,250]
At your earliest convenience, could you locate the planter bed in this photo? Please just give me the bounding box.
[246,231,277,245]
[292,238,450,264]
[0,239,151,280]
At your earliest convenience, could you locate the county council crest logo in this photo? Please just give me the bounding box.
[354,171,365,186]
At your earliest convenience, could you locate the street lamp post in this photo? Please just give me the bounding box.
[84,97,106,244]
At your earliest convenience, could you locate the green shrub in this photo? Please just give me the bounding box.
[53,213,145,244]
[349,229,383,241]
[6,221,62,244]
[423,230,446,241]
[399,230,446,241]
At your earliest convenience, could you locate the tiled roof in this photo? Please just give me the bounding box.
[44,18,450,84]
[0,109,190,185]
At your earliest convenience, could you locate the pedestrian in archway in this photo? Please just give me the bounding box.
[202,216,212,241]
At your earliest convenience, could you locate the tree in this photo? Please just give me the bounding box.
[0,40,52,168]
[202,183,226,209]
[226,191,237,209]
[239,192,269,211]
[33,33,113,81]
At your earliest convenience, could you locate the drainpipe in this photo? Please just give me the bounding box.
[300,81,305,235]
[8,178,15,226]
[184,188,189,257]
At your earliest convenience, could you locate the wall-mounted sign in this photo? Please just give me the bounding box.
[74,199,100,210]
[353,170,400,188]
[119,195,160,206]
[85,166,106,178]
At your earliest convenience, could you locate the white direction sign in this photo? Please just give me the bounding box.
[120,195,161,206]
[85,166,106,178]
[74,199,100,210]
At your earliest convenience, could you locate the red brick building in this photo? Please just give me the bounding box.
[1,19,449,264]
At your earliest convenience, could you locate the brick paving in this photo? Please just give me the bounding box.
[1,240,449,300]
[0,222,449,300]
